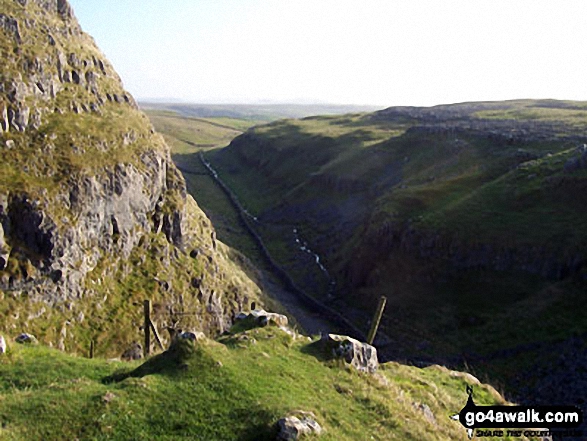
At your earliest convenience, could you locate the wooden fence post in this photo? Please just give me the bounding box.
[89,339,95,359]
[149,320,165,351]
[144,299,151,358]
[367,296,387,345]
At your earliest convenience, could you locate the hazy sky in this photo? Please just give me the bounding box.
[68,0,587,107]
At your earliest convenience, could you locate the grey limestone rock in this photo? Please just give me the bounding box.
[276,412,322,440]
[121,342,143,361]
[33,0,74,20]
[176,331,206,343]
[0,143,186,302]
[233,309,289,331]
[322,334,379,373]
[11,106,29,132]
[15,333,38,344]
[0,13,21,42]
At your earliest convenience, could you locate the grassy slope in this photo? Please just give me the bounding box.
[204,101,587,393]
[212,106,587,247]
[0,328,532,441]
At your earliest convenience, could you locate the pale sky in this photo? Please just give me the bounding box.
[68,0,587,107]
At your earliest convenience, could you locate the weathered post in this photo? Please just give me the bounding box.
[144,299,151,358]
[149,320,165,351]
[367,296,387,345]
[89,339,95,359]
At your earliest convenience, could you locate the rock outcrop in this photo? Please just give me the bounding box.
[321,334,378,373]
[15,332,37,344]
[346,219,585,289]
[233,309,289,331]
[121,342,143,361]
[276,412,322,441]
[0,0,262,354]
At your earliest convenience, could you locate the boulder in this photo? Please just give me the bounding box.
[176,331,206,343]
[276,412,322,440]
[0,335,6,354]
[233,309,288,331]
[121,342,143,361]
[321,334,378,373]
[15,333,38,344]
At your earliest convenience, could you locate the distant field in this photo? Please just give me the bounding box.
[141,102,382,123]
[144,110,252,154]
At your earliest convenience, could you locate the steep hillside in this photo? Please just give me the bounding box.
[0,0,263,355]
[207,100,587,407]
[0,327,534,441]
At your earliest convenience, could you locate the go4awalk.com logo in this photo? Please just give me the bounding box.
[450,386,583,439]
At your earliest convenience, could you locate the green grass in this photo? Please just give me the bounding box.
[209,101,587,271]
[0,327,535,441]
[199,100,587,402]
[144,110,249,154]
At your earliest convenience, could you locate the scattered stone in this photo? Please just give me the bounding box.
[0,335,6,354]
[276,412,322,440]
[412,402,436,425]
[235,334,257,347]
[321,334,378,373]
[102,391,116,403]
[176,331,206,342]
[233,309,289,331]
[15,333,38,344]
[373,372,391,388]
[121,342,143,361]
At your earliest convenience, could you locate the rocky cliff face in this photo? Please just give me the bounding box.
[345,220,585,290]
[0,0,262,354]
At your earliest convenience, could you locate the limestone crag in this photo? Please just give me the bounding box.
[346,219,585,289]
[0,152,186,300]
[0,0,262,353]
[0,0,179,301]
[0,0,135,135]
